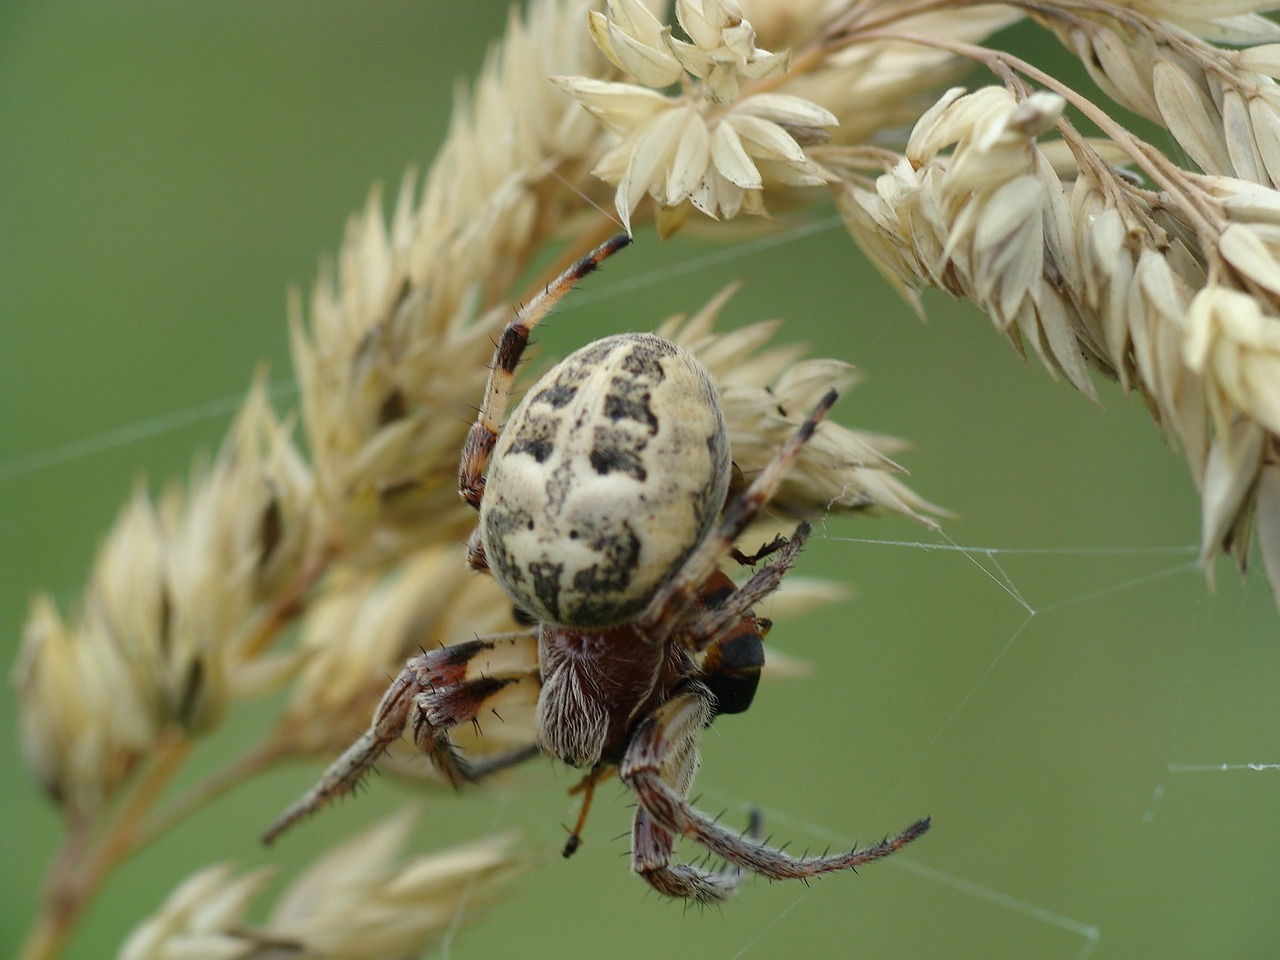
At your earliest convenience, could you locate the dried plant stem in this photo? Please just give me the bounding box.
[821,0,958,40]
[20,734,192,960]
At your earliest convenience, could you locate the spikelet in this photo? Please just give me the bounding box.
[659,285,946,525]
[13,596,157,817]
[554,0,1022,232]
[119,809,527,960]
[1054,11,1280,186]
[13,376,311,817]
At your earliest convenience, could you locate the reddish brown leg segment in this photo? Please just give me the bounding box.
[459,234,631,509]
[263,632,539,845]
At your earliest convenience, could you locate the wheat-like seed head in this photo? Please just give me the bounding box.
[119,808,527,960]
[658,287,947,524]
[13,376,311,816]
[555,0,1024,233]
[824,2,1280,593]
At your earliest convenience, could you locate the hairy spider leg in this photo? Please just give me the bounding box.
[729,531,791,567]
[625,683,753,901]
[458,233,632,511]
[687,521,810,656]
[621,690,932,903]
[636,390,838,647]
[263,632,540,845]
[563,533,805,863]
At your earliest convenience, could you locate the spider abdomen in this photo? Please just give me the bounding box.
[480,333,731,627]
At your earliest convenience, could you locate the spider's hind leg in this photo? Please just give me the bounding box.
[626,686,752,902]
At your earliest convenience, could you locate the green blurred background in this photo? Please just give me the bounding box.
[3,3,1277,958]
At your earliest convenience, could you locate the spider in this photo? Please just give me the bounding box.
[264,234,930,902]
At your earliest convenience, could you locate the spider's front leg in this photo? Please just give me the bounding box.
[458,233,631,509]
[263,631,540,845]
[620,689,931,902]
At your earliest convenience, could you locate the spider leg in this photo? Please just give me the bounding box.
[636,391,837,646]
[621,689,930,901]
[403,633,542,787]
[263,631,539,845]
[263,663,418,845]
[626,686,752,901]
[412,661,541,786]
[686,521,810,655]
[458,233,631,509]
[631,802,761,902]
[465,525,489,573]
[730,532,789,567]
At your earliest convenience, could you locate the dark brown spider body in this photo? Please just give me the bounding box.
[264,236,929,903]
[535,568,765,769]
[535,620,672,768]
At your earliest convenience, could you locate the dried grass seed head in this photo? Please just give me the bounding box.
[659,285,946,527]
[292,0,611,565]
[14,377,312,812]
[1057,8,1280,188]
[268,809,526,958]
[757,4,1023,149]
[120,808,526,960]
[118,861,275,960]
[13,596,158,816]
[837,57,1280,600]
[556,0,837,230]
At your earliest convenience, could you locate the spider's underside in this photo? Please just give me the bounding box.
[265,235,929,902]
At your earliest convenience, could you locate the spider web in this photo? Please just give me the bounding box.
[6,220,1277,960]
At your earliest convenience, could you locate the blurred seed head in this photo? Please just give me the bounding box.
[14,377,313,813]
[119,808,527,960]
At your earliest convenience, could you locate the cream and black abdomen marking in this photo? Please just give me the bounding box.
[480,333,731,627]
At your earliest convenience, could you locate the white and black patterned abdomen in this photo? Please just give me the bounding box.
[480,333,730,627]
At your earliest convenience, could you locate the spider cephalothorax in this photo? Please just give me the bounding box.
[265,235,929,903]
